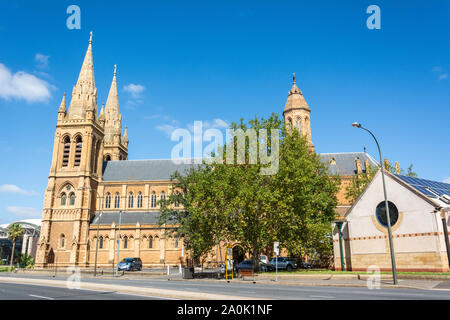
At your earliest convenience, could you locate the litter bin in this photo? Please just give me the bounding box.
[182,267,194,279]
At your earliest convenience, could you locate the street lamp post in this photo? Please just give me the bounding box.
[352,122,398,285]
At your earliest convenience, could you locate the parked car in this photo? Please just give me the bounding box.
[269,257,298,271]
[118,257,142,271]
[260,255,269,264]
[235,259,275,273]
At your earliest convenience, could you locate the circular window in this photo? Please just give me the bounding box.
[375,201,399,228]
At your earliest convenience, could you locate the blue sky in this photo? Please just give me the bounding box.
[0,0,449,223]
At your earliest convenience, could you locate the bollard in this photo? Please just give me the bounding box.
[179,264,182,274]
[167,265,170,275]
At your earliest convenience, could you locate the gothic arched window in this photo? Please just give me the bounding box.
[61,193,67,206]
[62,136,70,167]
[74,136,82,167]
[99,236,103,249]
[305,117,310,135]
[69,193,75,206]
[114,193,120,208]
[151,192,157,208]
[149,236,153,248]
[137,192,143,208]
[105,192,111,208]
[123,236,128,249]
[160,191,166,205]
[174,237,179,249]
[296,118,302,133]
[128,192,134,208]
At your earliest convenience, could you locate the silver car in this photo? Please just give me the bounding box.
[269,257,298,271]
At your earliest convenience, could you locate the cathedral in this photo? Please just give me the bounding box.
[36,34,376,269]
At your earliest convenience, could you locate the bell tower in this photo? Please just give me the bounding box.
[36,32,105,268]
[283,73,314,150]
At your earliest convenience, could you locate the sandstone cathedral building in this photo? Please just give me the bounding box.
[36,34,376,269]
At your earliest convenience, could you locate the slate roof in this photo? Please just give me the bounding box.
[91,211,169,226]
[101,153,378,182]
[102,159,200,181]
[319,152,378,176]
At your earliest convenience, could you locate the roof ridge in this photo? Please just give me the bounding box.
[105,158,203,162]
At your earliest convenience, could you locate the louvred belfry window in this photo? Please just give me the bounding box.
[62,137,70,167]
[74,136,82,167]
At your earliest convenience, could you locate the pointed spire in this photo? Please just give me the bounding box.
[104,65,122,144]
[284,73,309,113]
[77,31,95,90]
[59,93,67,113]
[67,32,97,120]
[105,64,119,113]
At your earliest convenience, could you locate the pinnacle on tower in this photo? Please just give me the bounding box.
[284,73,309,114]
[99,103,105,121]
[58,93,67,113]
[123,127,129,144]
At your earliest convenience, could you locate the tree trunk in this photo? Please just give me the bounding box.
[252,246,260,273]
[9,240,16,271]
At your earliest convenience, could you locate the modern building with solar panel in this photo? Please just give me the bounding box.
[332,170,450,272]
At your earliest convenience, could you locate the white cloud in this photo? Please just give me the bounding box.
[6,206,41,218]
[123,83,145,98]
[443,177,450,184]
[0,63,52,103]
[432,66,448,81]
[35,53,49,69]
[0,184,39,196]
[156,118,229,139]
[156,124,178,136]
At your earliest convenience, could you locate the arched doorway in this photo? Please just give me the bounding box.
[232,245,245,264]
[46,248,55,265]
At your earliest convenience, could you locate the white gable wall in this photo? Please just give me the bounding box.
[333,171,449,272]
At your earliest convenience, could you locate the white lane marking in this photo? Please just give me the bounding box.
[309,295,335,299]
[112,292,178,300]
[29,294,55,300]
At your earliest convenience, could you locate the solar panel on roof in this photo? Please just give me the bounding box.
[413,186,438,197]
[395,174,450,198]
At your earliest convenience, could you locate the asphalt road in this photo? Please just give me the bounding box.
[0,281,164,300]
[1,274,450,299]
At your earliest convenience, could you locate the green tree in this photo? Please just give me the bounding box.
[159,165,226,266]
[7,223,24,271]
[161,113,340,271]
[271,128,340,263]
[17,253,34,269]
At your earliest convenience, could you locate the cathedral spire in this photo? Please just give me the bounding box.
[67,32,97,120]
[105,64,119,113]
[104,64,122,144]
